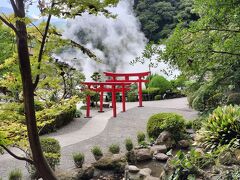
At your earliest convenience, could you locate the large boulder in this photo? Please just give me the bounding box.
[155,131,176,149]
[139,168,152,177]
[153,153,169,161]
[134,148,153,162]
[93,154,127,172]
[150,145,167,154]
[128,165,140,173]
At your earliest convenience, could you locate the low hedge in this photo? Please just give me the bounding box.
[147,112,186,140]
[154,95,161,100]
[39,106,76,135]
[127,91,138,102]
[142,88,160,101]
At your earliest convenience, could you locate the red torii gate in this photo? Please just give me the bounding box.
[81,82,131,118]
[104,71,150,107]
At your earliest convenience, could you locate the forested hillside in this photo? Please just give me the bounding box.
[134,0,198,41]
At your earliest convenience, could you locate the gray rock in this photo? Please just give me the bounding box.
[144,176,159,180]
[75,165,94,180]
[139,168,152,177]
[128,165,140,173]
[93,154,127,172]
[150,145,167,154]
[155,131,176,149]
[178,139,190,148]
[128,172,141,180]
[154,153,169,161]
[134,148,153,162]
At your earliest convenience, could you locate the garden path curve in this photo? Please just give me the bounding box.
[0,97,198,179]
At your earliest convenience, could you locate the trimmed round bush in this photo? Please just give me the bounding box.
[154,95,161,100]
[26,137,61,178]
[227,93,240,105]
[147,113,186,140]
[148,75,171,94]
[40,137,61,154]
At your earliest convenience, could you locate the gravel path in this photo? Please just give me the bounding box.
[0,98,198,179]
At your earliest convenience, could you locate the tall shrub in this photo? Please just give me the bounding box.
[148,75,171,94]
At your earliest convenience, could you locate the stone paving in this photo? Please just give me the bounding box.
[0,98,198,179]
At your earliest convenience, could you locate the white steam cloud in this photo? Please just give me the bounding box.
[59,0,147,80]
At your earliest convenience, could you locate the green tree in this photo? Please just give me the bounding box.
[134,0,198,41]
[90,72,102,106]
[148,74,171,93]
[0,22,15,95]
[160,0,240,109]
[0,0,118,179]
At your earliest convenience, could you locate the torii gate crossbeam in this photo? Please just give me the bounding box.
[104,71,150,107]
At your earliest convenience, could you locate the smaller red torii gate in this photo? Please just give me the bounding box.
[81,82,131,118]
[104,71,150,107]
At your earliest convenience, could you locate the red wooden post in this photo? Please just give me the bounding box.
[122,84,126,112]
[112,84,117,117]
[85,85,91,118]
[138,76,143,107]
[99,84,104,112]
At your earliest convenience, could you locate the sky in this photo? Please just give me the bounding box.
[1,0,40,18]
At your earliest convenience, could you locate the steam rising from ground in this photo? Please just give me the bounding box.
[60,0,147,80]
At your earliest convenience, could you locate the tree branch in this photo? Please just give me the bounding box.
[0,15,18,35]
[9,0,18,15]
[191,28,240,33]
[33,2,54,91]
[210,50,240,56]
[0,145,34,165]
[30,22,44,37]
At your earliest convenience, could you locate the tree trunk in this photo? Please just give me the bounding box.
[14,1,57,179]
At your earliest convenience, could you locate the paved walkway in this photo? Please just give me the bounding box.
[0,98,198,179]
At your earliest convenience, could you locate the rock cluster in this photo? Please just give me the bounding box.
[124,165,159,180]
